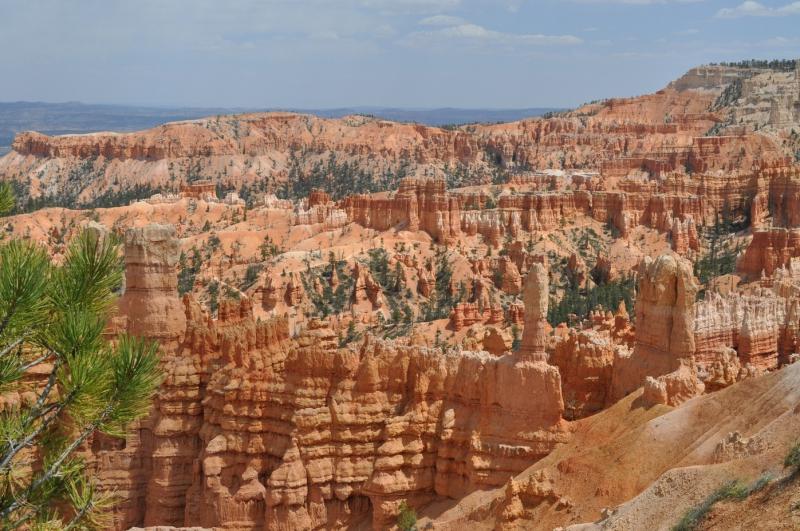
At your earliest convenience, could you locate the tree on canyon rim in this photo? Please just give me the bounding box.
[0,182,161,529]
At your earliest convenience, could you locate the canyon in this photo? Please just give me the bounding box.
[3,60,800,530]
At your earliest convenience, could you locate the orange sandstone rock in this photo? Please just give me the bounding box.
[610,254,698,401]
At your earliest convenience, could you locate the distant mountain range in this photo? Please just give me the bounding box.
[0,101,562,154]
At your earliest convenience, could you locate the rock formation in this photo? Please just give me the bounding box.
[352,262,383,312]
[116,224,187,347]
[5,62,796,219]
[342,178,461,243]
[6,60,800,531]
[551,329,616,419]
[87,228,571,530]
[738,227,800,279]
[641,359,705,407]
[610,254,698,401]
[518,263,550,362]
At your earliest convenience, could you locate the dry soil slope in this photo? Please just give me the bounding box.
[425,361,800,530]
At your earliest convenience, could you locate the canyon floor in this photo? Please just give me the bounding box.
[3,60,800,530]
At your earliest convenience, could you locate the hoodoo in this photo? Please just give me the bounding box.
[3,53,800,530]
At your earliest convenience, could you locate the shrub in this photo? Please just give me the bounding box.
[744,472,773,495]
[242,263,264,290]
[785,443,800,470]
[672,479,752,531]
[397,501,417,531]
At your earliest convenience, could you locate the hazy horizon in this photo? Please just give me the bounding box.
[0,100,562,112]
[0,102,563,150]
[3,0,799,109]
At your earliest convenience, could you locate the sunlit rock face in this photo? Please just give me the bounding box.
[11,61,800,531]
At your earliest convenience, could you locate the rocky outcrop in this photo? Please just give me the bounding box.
[117,224,187,347]
[693,289,785,372]
[737,227,800,279]
[551,329,615,420]
[482,327,512,356]
[292,190,348,229]
[518,263,550,362]
[342,178,461,243]
[493,470,568,525]
[284,272,303,307]
[701,347,757,392]
[89,239,571,531]
[496,257,523,295]
[712,431,769,463]
[610,254,698,401]
[641,359,705,407]
[90,223,189,529]
[670,216,699,255]
[550,302,633,420]
[416,265,434,297]
[448,301,503,331]
[334,161,800,256]
[6,63,795,216]
[352,262,383,312]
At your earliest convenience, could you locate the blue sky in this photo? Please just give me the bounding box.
[2,0,799,108]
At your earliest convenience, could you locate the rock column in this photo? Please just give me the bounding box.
[518,263,550,362]
[118,224,187,347]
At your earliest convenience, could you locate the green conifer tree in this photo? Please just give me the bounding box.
[0,183,161,528]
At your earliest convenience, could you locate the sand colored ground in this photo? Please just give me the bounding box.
[419,361,800,530]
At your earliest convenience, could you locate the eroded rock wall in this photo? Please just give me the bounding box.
[98,225,569,530]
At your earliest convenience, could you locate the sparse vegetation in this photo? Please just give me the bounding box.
[420,248,462,322]
[339,320,361,347]
[259,234,282,260]
[672,474,775,531]
[241,263,264,291]
[207,280,220,315]
[396,500,417,531]
[712,58,797,71]
[784,442,800,471]
[177,247,203,296]
[547,274,635,327]
[278,151,411,200]
[711,77,744,111]
[693,212,745,288]
[301,253,354,319]
[365,248,415,338]
[672,480,747,531]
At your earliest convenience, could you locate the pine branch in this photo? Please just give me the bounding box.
[0,405,112,521]
[0,302,20,339]
[64,499,94,531]
[0,338,24,360]
[0,396,67,475]
[18,352,53,373]
[0,359,66,475]
[30,356,61,415]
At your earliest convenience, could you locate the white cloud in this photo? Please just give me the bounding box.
[419,14,466,26]
[360,0,460,13]
[759,36,800,46]
[715,1,800,18]
[572,0,704,4]
[309,30,341,41]
[403,22,582,48]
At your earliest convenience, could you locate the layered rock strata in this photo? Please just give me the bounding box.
[93,225,570,530]
[610,254,698,401]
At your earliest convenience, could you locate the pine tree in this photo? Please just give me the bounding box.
[0,182,161,528]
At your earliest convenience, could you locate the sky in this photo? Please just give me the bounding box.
[1,0,799,109]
